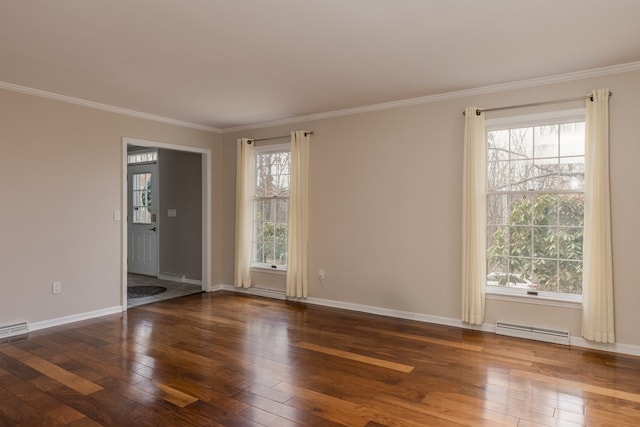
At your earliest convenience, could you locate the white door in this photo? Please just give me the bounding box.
[127,163,158,276]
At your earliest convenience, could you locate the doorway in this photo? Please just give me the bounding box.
[122,137,211,310]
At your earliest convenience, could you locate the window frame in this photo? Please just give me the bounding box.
[251,143,291,271]
[127,150,158,165]
[485,109,585,303]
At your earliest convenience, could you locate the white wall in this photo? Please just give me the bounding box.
[0,89,220,326]
[222,69,640,349]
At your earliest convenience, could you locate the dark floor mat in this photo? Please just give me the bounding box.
[127,286,167,299]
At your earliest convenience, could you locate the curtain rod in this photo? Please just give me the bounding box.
[250,131,313,143]
[463,92,612,116]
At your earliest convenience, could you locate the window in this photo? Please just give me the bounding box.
[131,173,153,224]
[486,111,585,298]
[252,145,290,269]
[127,151,157,165]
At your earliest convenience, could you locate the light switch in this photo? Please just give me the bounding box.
[168,209,177,217]
[113,210,121,221]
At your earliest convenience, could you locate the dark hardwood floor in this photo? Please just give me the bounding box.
[1,291,640,426]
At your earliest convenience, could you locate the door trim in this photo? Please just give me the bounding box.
[121,137,212,310]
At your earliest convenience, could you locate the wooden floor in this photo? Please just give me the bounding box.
[1,292,640,426]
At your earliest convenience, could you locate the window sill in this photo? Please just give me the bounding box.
[486,287,582,310]
[250,266,287,276]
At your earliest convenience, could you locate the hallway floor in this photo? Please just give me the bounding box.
[127,273,202,308]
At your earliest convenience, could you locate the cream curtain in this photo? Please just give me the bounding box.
[234,138,255,288]
[286,131,311,298]
[461,107,487,325]
[582,88,615,343]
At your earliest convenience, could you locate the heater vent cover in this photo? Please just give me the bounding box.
[496,321,570,345]
[0,322,29,339]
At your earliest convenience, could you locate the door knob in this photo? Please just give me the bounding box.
[148,227,157,231]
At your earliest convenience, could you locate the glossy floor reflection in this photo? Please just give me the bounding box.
[1,292,640,426]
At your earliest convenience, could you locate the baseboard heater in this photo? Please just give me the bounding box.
[0,321,29,339]
[496,321,570,345]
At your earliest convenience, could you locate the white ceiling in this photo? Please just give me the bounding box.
[1,1,639,132]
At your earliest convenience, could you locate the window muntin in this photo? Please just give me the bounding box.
[486,115,585,297]
[132,172,152,224]
[127,151,157,165]
[252,147,290,269]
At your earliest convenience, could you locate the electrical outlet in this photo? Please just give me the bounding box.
[52,282,62,295]
[318,269,325,280]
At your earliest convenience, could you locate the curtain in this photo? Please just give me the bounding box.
[234,138,255,288]
[582,88,615,343]
[461,107,487,325]
[286,131,311,298]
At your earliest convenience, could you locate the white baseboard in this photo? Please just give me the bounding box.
[158,273,202,286]
[23,288,640,358]
[29,306,123,333]
[568,337,640,356]
[213,284,640,357]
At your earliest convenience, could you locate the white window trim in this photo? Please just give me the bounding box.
[486,108,585,130]
[486,288,582,309]
[250,265,287,275]
[485,108,586,305]
[251,142,291,271]
[254,142,290,154]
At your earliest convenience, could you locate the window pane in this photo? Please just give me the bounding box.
[534,258,557,292]
[256,221,272,243]
[487,194,509,225]
[275,242,287,265]
[254,242,267,264]
[508,195,533,226]
[558,157,584,191]
[487,161,509,191]
[263,242,275,265]
[534,125,559,158]
[487,226,508,256]
[509,127,533,159]
[509,226,532,257]
[509,160,534,191]
[508,257,532,279]
[256,151,290,197]
[256,198,276,222]
[275,199,289,222]
[559,122,585,157]
[559,260,582,294]
[558,194,584,226]
[533,227,557,259]
[532,194,557,226]
[532,159,559,191]
[558,227,583,260]
[487,257,508,285]
[487,130,509,161]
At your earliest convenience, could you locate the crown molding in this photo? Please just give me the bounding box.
[3,61,639,135]
[0,81,222,133]
[222,61,640,134]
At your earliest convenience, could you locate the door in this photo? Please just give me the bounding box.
[127,163,158,276]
